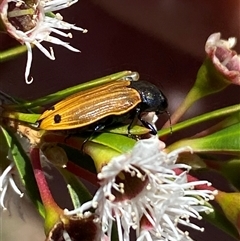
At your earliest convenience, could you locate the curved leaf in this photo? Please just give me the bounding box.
[167,123,240,155]
[43,132,136,155]
[89,132,136,153]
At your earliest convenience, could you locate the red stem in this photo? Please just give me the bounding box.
[30,147,62,211]
[66,161,98,186]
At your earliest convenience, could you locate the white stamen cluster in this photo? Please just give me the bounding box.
[0,162,24,210]
[85,137,216,241]
[0,0,87,84]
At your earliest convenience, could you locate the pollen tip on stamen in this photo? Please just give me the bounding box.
[146,183,151,190]
[132,224,138,230]
[213,190,218,195]
[16,2,21,7]
[82,29,88,33]
[228,37,237,48]
[205,208,214,214]
[206,182,212,186]
[97,173,103,180]
[63,208,69,214]
[209,194,215,200]
[92,201,98,209]
[106,194,115,201]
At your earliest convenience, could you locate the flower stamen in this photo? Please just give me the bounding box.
[0,162,23,210]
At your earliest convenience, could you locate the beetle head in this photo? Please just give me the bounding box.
[129,80,168,114]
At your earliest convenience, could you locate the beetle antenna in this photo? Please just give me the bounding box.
[165,110,172,134]
[0,90,19,105]
[0,90,35,114]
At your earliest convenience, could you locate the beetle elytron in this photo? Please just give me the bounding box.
[37,79,168,134]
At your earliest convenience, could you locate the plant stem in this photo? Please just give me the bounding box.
[30,147,61,212]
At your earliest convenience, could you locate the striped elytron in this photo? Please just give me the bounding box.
[37,79,168,134]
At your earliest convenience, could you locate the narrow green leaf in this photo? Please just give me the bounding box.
[59,168,92,209]
[158,104,240,137]
[6,71,136,110]
[167,123,240,154]
[2,111,40,123]
[0,126,45,217]
[0,45,28,62]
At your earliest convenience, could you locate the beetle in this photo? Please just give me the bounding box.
[37,79,168,135]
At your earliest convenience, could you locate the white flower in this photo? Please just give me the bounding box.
[0,0,87,84]
[84,137,216,241]
[0,162,24,210]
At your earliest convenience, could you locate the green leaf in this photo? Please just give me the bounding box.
[2,111,40,124]
[0,45,28,62]
[202,206,239,240]
[43,131,136,155]
[58,168,92,209]
[90,132,136,154]
[0,126,45,217]
[158,104,240,137]
[6,71,137,111]
[219,159,240,190]
[42,132,135,174]
[167,123,240,154]
[106,124,150,135]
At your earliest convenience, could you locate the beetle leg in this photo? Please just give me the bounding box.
[81,123,106,151]
[139,118,157,135]
[127,107,141,136]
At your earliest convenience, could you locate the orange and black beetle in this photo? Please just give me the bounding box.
[37,79,168,134]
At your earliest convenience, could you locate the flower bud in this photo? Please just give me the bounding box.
[205,32,240,85]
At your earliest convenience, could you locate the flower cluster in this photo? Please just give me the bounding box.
[66,137,216,241]
[0,0,87,83]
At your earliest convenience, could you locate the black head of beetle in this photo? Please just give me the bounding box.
[129,80,168,114]
[126,80,168,134]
